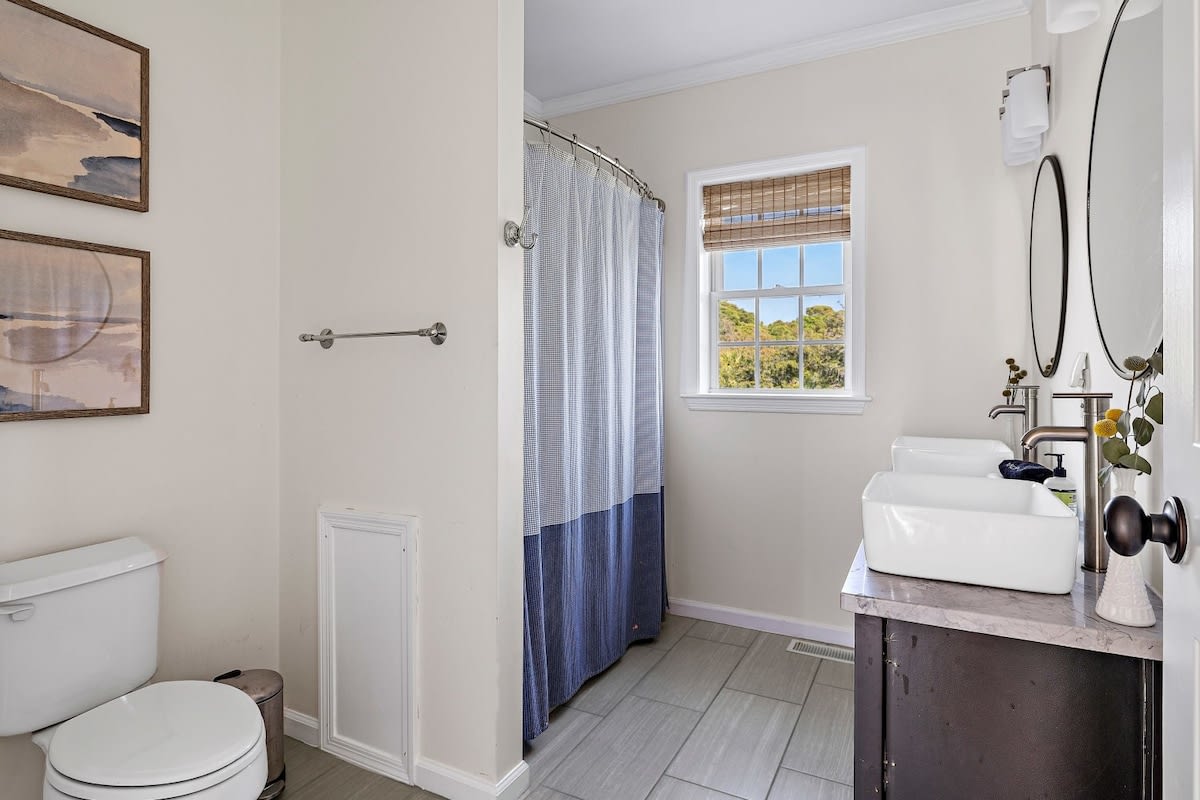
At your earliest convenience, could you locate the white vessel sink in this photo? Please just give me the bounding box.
[861,471,1078,594]
[891,436,1013,477]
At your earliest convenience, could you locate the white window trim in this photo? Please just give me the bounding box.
[680,147,870,414]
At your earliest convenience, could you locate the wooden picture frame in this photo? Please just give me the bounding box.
[0,229,149,421]
[0,0,149,211]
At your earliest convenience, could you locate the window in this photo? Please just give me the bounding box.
[713,242,849,391]
[681,149,869,414]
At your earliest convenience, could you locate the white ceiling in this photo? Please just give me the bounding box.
[525,0,1030,117]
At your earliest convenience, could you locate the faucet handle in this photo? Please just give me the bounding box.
[1052,391,1112,415]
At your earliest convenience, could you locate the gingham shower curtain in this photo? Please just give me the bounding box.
[522,142,666,741]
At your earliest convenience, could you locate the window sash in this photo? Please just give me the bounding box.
[709,243,849,392]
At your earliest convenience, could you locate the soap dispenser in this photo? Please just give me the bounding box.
[1044,453,1077,515]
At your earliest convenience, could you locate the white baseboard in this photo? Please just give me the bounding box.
[414,758,529,800]
[668,596,854,648]
[284,708,528,800]
[283,708,320,747]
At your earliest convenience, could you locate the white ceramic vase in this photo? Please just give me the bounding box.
[1094,469,1157,627]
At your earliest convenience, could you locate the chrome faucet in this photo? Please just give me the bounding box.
[1020,392,1113,573]
[989,385,1040,460]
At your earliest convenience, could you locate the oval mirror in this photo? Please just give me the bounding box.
[1087,0,1163,377]
[1030,155,1068,377]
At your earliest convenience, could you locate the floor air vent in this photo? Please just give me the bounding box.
[786,638,853,664]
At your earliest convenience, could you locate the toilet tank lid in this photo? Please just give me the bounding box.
[0,537,167,603]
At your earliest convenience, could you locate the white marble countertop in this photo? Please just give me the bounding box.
[840,544,1163,661]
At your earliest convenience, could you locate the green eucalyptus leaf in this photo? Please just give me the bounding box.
[1132,416,1155,446]
[1098,464,1114,485]
[1150,351,1164,375]
[1136,380,1148,407]
[1117,454,1153,474]
[1116,413,1129,439]
[1103,438,1131,465]
[1146,392,1163,424]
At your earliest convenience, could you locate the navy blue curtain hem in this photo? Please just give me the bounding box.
[523,489,666,741]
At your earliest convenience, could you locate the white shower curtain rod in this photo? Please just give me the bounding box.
[524,116,666,212]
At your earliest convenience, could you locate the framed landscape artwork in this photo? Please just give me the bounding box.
[0,0,149,211]
[0,229,149,422]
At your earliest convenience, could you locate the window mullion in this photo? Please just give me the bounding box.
[754,295,761,388]
[715,286,846,301]
[719,340,801,346]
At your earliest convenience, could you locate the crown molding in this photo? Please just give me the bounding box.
[537,0,1030,118]
[523,91,544,117]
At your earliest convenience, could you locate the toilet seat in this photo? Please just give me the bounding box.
[44,737,266,800]
[41,681,265,800]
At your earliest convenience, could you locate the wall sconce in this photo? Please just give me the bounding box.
[1006,65,1051,139]
[1046,0,1101,34]
[999,65,1050,167]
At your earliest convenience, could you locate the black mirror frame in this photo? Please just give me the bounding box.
[1086,0,1164,379]
[1030,155,1069,379]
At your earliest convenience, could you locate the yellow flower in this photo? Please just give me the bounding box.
[1094,419,1118,438]
[1105,408,1124,422]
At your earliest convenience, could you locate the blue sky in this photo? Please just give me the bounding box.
[721,243,845,329]
[722,243,843,290]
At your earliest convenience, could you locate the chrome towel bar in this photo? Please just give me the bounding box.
[299,322,447,349]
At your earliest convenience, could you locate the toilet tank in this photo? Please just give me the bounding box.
[0,537,167,736]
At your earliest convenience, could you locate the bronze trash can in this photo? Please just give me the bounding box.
[214,669,285,799]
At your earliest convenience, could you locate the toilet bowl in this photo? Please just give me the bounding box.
[0,538,269,800]
[32,681,267,800]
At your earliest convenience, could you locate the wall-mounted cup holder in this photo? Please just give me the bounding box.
[1104,495,1188,564]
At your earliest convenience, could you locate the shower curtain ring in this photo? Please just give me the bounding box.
[571,134,578,157]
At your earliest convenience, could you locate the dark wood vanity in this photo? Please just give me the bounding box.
[843,547,1162,799]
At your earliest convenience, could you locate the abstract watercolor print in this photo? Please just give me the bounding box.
[0,229,149,421]
[0,0,149,210]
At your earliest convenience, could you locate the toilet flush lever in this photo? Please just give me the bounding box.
[0,604,34,622]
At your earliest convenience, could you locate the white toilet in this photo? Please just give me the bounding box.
[0,537,268,800]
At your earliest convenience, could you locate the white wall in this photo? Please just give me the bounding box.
[552,18,1031,636]
[279,0,525,790]
[0,1,282,796]
[1026,1,1163,590]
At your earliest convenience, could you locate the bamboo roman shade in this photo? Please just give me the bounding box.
[702,166,851,251]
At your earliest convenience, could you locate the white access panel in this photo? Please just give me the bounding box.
[318,508,415,783]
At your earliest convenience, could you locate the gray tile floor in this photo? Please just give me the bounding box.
[281,737,448,800]
[280,615,853,800]
[523,615,854,800]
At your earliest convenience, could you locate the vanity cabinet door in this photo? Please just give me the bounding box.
[854,616,1160,799]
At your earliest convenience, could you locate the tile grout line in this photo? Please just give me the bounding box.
[777,765,854,790]
[536,619,840,800]
[534,619,706,798]
[664,773,748,800]
[529,711,607,795]
[656,630,757,796]
[628,618,750,799]
[759,653,822,800]
[534,630,685,793]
